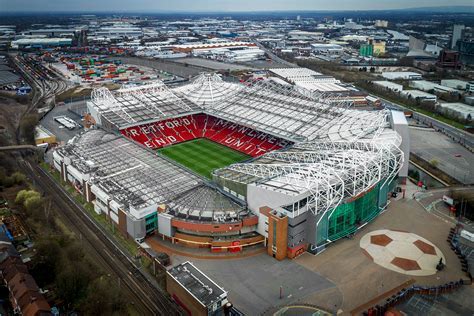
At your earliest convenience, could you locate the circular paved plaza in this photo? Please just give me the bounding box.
[360,229,445,276]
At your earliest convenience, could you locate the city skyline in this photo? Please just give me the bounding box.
[1,0,473,13]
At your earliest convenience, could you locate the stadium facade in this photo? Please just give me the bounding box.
[52,73,408,259]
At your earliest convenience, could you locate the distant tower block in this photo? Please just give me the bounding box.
[451,24,465,49]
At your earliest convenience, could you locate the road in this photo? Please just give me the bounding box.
[415,186,474,228]
[116,56,203,78]
[21,158,182,316]
[254,41,297,68]
[381,98,474,152]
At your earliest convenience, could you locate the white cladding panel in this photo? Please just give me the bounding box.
[247,184,297,237]
[109,200,123,214]
[93,201,104,215]
[390,110,409,177]
[53,160,61,172]
[129,203,157,220]
[110,211,119,224]
[87,101,102,125]
[52,150,62,163]
[91,184,110,204]
[66,165,83,182]
[158,213,175,237]
[247,183,297,215]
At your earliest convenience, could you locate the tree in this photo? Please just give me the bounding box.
[10,172,26,184]
[81,277,127,315]
[24,195,43,213]
[30,238,62,286]
[15,189,40,205]
[19,114,39,145]
[55,259,93,310]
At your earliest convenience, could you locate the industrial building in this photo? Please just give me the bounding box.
[401,90,437,103]
[409,80,460,95]
[269,67,349,94]
[310,43,344,56]
[52,73,407,258]
[437,102,474,121]
[382,72,422,81]
[166,261,228,316]
[10,38,72,49]
[94,24,143,38]
[268,67,323,83]
[360,39,386,57]
[173,42,257,53]
[441,79,474,93]
[373,81,404,92]
[191,45,265,62]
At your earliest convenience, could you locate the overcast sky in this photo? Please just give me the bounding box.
[1,0,472,13]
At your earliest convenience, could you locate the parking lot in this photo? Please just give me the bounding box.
[40,100,86,143]
[409,126,474,184]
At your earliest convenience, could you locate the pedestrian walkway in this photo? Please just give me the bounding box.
[145,236,266,260]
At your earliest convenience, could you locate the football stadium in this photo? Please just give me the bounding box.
[52,73,409,259]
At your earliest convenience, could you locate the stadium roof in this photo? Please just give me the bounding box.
[55,129,244,220]
[90,73,386,143]
[87,73,405,216]
[90,82,199,127]
[214,134,403,216]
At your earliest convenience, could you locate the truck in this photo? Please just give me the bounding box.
[442,195,454,206]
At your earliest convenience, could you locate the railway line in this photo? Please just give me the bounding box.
[10,54,71,144]
[21,158,181,316]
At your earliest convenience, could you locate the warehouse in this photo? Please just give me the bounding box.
[310,43,344,55]
[441,79,474,93]
[437,102,474,121]
[382,71,422,80]
[401,89,437,102]
[11,38,72,49]
[373,81,404,92]
[409,80,460,94]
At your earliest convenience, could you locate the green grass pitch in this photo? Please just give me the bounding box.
[157,138,250,178]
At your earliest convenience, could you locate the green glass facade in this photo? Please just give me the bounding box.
[359,44,373,57]
[314,178,397,247]
[145,213,158,234]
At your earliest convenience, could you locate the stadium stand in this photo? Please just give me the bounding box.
[119,114,291,157]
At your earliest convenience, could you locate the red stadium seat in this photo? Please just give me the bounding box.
[120,114,290,157]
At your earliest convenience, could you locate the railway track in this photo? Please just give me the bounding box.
[21,159,181,316]
[10,54,71,144]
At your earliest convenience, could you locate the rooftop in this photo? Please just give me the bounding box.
[268,67,323,79]
[55,129,243,219]
[168,261,227,308]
